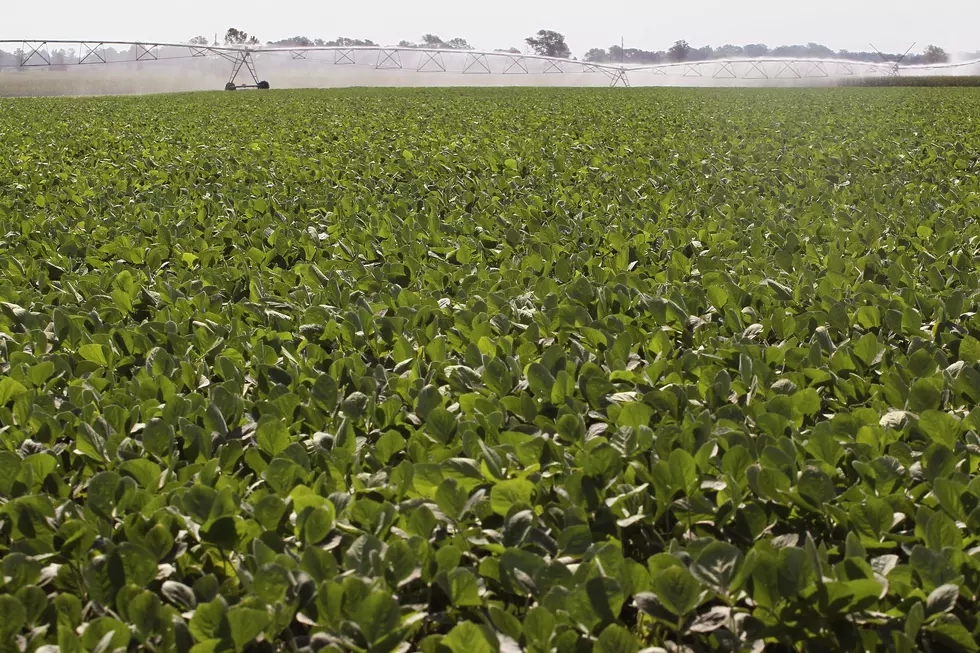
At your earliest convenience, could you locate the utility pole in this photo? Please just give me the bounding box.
[621,36,625,64]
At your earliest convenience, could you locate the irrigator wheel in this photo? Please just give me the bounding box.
[257,81,270,90]
[224,82,237,91]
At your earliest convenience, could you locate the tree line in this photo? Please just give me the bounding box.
[585,40,951,65]
[0,28,959,68]
[235,28,955,65]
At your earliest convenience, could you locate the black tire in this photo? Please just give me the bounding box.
[257,81,271,90]
[224,82,237,91]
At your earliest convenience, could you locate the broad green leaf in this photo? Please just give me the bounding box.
[78,343,109,366]
[227,607,270,652]
[490,479,534,516]
[692,541,743,593]
[80,617,130,651]
[442,621,495,653]
[959,335,980,364]
[189,598,228,642]
[597,624,639,653]
[650,566,701,617]
[0,377,27,406]
[353,591,401,645]
[256,415,290,456]
[0,595,26,641]
[448,568,483,607]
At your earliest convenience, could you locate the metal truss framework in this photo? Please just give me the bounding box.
[2,40,978,90]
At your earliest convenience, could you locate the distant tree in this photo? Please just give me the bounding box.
[325,37,377,47]
[417,34,472,49]
[266,36,313,47]
[224,28,259,46]
[715,44,744,59]
[924,44,948,64]
[691,45,713,60]
[806,42,835,58]
[494,47,521,54]
[588,45,665,64]
[525,30,571,58]
[772,45,801,57]
[668,40,691,62]
[584,48,609,62]
[398,40,417,48]
[577,38,932,65]
[445,37,473,50]
[188,36,210,45]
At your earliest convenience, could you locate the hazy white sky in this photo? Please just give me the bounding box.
[2,0,978,56]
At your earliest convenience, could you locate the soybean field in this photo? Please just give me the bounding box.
[1,87,980,653]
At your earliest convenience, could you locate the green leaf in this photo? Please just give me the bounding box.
[567,576,624,630]
[931,616,979,653]
[253,564,291,604]
[925,511,963,551]
[353,591,401,645]
[793,388,822,419]
[117,543,159,587]
[81,616,130,651]
[426,407,458,443]
[483,357,513,396]
[227,607,270,652]
[442,621,496,653]
[189,598,228,642]
[448,568,483,607]
[342,392,369,420]
[706,285,729,310]
[0,452,22,495]
[142,419,175,458]
[256,415,290,456]
[906,600,926,639]
[526,362,556,399]
[87,471,120,520]
[128,590,161,638]
[490,479,534,516]
[797,467,836,507]
[579,374,613,410]
[909,378,943,412]
[301,504,335,544]
[918,411,961,448]
[162,581,197,611]
[927,584,959,615]
[311,373,339,410]
[959,335,980,364]
[120,459,162,490]
[523,606,555,648]
[374,430,406,464]
[616,402,654,430]
[691,541,743,593]
[853,333,881,366]
[650,566,701,617]
[668,448,697,495]
[416,384,443,419]
[597,624,639,653]
[0,376,27,406]
[78,343,109,366]
[0,595,26,641]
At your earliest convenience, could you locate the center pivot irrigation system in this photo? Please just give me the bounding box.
[2,39,979,90]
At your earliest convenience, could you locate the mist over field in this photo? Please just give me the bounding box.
[0,55,888,97]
